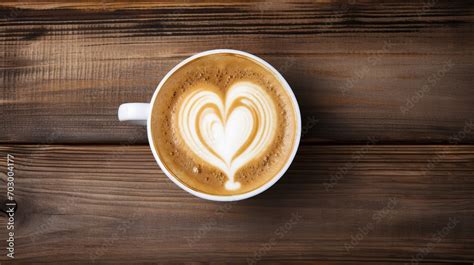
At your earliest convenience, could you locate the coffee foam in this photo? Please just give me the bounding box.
[178,81,277,190]
[151,53,297,196]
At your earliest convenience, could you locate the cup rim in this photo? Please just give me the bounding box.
[147,49,301,201]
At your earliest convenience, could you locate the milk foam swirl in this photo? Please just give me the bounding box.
[178,81,277,190]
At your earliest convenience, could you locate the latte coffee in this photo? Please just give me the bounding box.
[150,53,298,196]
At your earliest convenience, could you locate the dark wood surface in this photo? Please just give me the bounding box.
[0,0,473,264]
[0,145,473,264]
[0,1,473,144]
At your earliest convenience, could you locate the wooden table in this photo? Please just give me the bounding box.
[1,1,473,264]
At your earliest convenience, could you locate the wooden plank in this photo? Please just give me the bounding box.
[0,1,473,144]
[0,145,473,264]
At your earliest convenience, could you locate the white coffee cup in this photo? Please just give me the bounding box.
[118,49,301,201]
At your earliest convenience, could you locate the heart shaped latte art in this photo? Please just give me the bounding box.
[178,81,277,190]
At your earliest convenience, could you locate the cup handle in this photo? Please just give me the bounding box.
[118,103,150,126]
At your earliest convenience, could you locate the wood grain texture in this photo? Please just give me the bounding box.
[0,145,473,264]
[1,1,473,144]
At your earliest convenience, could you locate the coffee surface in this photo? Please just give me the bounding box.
[151,53,298,195]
